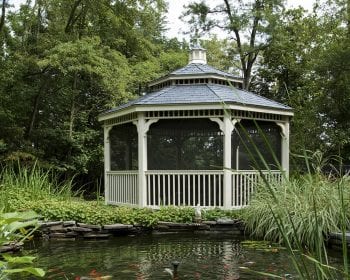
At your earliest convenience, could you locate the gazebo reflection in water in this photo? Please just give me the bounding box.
[99,43,293,209]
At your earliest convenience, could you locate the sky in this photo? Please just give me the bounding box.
[10,0,315,39]
[165,0,315,39]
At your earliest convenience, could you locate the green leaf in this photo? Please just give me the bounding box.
[239,267,284,279]
[4,220,38,234]
[1,211,39,221]
[2,254,35,264]
[4,267,45,277]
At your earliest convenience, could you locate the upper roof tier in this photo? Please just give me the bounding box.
[99,44,292,120]
[149,44,243,91]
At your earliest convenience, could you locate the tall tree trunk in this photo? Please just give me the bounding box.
[27,86,44,139]
[65,0,83,33]
[223,0,261,90]
[69,73,78,140]
[0,0,6,33]
[347,0,350,37]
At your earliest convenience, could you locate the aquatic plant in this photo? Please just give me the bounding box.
[239,131,350,279]
[0,210,45,279]
[243,172,350,247]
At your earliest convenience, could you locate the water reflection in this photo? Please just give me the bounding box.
[24,234,299,279]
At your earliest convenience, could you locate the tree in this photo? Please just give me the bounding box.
[0,0,187,190]
[183,0,284,89]
[0,0,7,33]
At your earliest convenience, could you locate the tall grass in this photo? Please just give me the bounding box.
[0,163,80,203]
[238,120,350,279]
[243,172,350,248]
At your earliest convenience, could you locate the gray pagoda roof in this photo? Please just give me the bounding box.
[171,63,238,78]
[149,63,242,86]
[102,84,292,116]
[100,44,292,119]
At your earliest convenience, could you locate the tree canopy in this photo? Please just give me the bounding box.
[0,0,350,190]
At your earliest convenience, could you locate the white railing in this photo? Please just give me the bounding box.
[145,170,224,208]
[106,171,138,206]
[232,170,283,208]
[106,170,283,209]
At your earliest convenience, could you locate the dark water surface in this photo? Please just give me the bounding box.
[23,234,342,280]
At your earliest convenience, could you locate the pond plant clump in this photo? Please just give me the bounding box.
[0,210,45,279]
[242,151,350,279]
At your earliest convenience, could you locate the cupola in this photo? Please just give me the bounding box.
[188,42,207,64]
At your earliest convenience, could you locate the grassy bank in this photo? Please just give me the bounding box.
[2,164,349,237]
[0,165,240,227]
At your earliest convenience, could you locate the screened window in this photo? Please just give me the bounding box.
[231,120,281,170]
[148,119,223,170]
[109,123,138,170]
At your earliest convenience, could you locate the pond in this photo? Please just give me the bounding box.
[23,234,342,280]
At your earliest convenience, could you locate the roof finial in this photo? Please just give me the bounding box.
[189,38,207,64]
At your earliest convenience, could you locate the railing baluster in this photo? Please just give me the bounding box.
[246,174,249,206]
[147,174,150,206]
[177,174,180,206]
[219,173,222,206]
[172,174,175,205]
[182,175,185,206]
[162,174,165,207]
[192,174,196,206]
[203,174,206,206]
[167,174,170,206]
[158,174,161,206]
[151,174,156,206]
[187,174,191,206]
[239,174,243,207]
[231,173,234,206]
[213,174,216,207]
[197,174,201,206]
[208,174,211,207]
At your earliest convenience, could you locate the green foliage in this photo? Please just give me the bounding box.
[0,163,79,204]
[183,0,285,89]
[6,197,197,227]
[0,165,244,227]
[254,2,350,166]
[241,149,350,279]
[0,0,186,191]
[0,211,45,279]
[243,174,350,247]
[202,208,243,221]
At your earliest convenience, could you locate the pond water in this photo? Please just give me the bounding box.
[23,234,342,280]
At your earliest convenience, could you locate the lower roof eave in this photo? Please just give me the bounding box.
[98,103,293,122]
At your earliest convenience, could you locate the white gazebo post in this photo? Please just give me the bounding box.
[135,113,158,207]
[104,126,112,204]
[276,120,290,177]
[210,114,237,209]
[223,115,234,209]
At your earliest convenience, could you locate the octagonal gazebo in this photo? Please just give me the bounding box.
[98,44,293,209]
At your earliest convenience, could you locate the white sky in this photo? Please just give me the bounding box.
[165,0,315,39]
[10,0,315,40]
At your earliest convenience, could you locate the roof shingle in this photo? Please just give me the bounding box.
[103,84,291,115]
[170,63,239,78]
